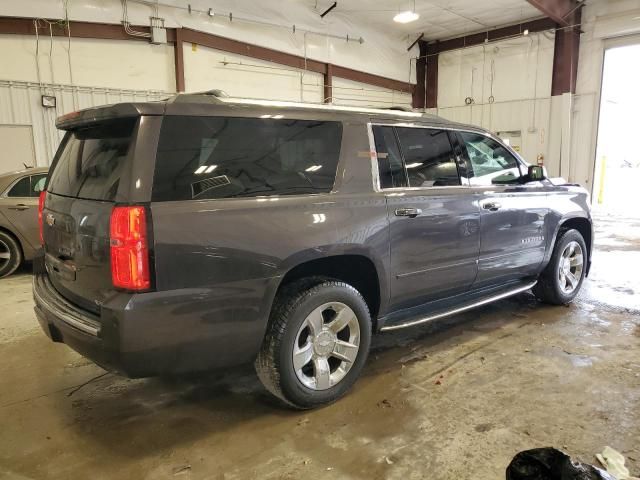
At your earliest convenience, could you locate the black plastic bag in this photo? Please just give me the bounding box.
[507,448,617,480]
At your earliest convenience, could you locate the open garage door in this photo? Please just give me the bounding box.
[594,40,640,218]
[0,125,36,174]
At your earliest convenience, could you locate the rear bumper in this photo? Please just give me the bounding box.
[33,273,278,378]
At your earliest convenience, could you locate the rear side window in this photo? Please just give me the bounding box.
[372,126,407,188]
[47,119,136,201]
[152,116,343,201]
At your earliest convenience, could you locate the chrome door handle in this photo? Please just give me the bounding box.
[481,201,501,212]
[395,207,422,218]
[8,204,29,211]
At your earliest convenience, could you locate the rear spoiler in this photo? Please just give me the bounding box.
[56,102,166,130]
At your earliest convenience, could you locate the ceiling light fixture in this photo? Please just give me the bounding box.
[394,10,419,23]
[394,0,419,24]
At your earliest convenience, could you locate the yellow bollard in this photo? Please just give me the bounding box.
[597,155,606,205]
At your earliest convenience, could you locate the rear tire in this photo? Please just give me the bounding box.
[533,229,587,305]
[255,279,372,409]
[0,231,22,278]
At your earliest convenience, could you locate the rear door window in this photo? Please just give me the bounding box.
[7,176,31,197]
[47,119,137,201]
[372,126,407,189]
[152,116,343,201]
[396,127,460,187]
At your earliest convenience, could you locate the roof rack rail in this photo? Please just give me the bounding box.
[176,91,433,118]
[385,106,413,112]
[202,89,229,98]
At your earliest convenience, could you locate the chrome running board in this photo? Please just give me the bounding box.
[380,280,537,332]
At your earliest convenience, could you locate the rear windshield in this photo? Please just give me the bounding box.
[47,119,137,201]
[152,116,342,201]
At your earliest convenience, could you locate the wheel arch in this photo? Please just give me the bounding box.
[546,215,593,276]
[268,250,388,330]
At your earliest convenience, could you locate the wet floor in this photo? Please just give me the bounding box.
[0,212,638,479]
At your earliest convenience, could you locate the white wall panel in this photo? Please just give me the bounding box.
[435,32,555,166]
[183,44,323,102]
[1,0,415,84]
[0,34,176,92]
[438,33,554,109]
[0,80,167,170]
[331,77,412,108]
[0,126,36,173]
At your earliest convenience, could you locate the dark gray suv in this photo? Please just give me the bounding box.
[33,92,593,408]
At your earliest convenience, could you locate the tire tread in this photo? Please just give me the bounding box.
[255,278,369,409]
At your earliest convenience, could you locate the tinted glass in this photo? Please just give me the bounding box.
[396,128,460,187]
[31,174,47,195]
[7,176,31,197]
[153,116,342,201]
[372,126,407,188]
[460,132,523,185]
[47,119,136,201]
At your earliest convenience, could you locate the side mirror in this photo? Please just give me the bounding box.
[527,165,546,181]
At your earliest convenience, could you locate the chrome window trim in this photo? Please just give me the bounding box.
[367,121,529,193]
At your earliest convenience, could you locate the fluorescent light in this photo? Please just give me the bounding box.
[523,29,529,36]
[406,162,422,169]
[260,114,272,118]
[273,114,284,119]
[305,165,322,172]
[205,165,217,173]
[194,165,207,174]
[393,11,419,23]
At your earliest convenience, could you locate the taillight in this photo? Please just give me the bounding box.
[38,191,46,245]
[109,206,150,291]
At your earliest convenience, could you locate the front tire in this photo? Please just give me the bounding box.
[255,280,372,409]
[534,229,587,305]
[0,231,22,278]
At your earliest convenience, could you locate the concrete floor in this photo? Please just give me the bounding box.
[0,213,638,480]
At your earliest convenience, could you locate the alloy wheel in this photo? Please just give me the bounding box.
[293,302,361,390]
[558,240,584,294]
[0,239,11,271]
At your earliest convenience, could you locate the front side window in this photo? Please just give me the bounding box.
[153,116,343,201]
[31,174,47,194]
[396,127,460,187]
[460,132,523,186]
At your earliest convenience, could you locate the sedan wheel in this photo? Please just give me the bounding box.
[0,232,22,278]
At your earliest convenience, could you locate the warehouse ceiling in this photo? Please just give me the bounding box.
[308,0,543,41]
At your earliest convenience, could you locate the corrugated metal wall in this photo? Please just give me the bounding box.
[0,80,168,168]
